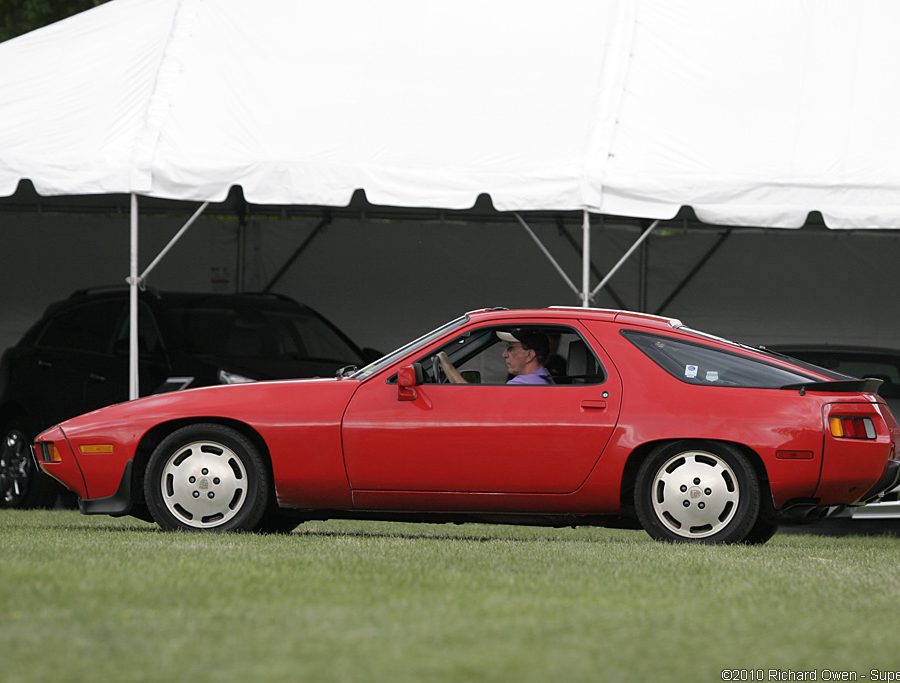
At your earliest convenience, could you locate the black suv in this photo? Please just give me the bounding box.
[0,288,378,508]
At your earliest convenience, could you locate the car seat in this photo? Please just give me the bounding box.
[566,340,602,384]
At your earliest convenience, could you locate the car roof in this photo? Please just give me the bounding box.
[464,306,683,330]
[50,288,309,313]
[37,289,314,324]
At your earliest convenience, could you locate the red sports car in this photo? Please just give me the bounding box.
[33,307,900,544]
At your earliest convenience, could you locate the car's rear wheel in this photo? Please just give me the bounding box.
[144,423,269,532]
[0,419,60,509]
[634,441,763,544]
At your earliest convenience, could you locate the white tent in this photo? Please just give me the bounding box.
[5,0,900,225]
[3,0,900,395]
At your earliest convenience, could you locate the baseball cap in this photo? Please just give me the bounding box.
[496,329,549,360]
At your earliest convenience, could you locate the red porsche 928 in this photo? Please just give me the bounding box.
[33,307,900,544]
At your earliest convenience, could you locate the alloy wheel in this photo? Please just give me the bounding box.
[0,429,32,506]
[650,449,740,539]
[159,440,249,529]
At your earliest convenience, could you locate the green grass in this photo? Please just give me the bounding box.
[2,511,899,683]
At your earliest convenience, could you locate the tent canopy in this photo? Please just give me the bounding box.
[2,0,900,228]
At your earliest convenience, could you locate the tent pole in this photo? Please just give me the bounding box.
[590,220,660,300]
[139,202,209,282]
[555,218,627,309]
[128,193,139,400]
[513,213,580,299]
[582,210,590,307]
[638,238,649,312]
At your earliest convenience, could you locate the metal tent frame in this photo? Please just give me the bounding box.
[122,199,730,401]
[126,195,209,398]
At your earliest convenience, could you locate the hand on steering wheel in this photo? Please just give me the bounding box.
[436,351,467,384]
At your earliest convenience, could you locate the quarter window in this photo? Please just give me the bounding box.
[623,330,813,388]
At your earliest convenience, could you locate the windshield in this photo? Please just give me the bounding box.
[352,315,469,380]
[165,304,364,364]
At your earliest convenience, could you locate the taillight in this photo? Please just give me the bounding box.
[829,416,877,439]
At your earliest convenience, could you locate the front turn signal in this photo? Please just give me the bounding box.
[40,443,63,463]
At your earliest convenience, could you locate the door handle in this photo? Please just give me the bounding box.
[581,399,607,410]
[88,372,107,382]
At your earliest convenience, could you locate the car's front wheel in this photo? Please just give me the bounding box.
[144,423,270,532]
[634,441,763,544]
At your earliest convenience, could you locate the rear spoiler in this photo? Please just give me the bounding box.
[780,379,883,394]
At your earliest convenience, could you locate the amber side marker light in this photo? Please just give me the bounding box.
[829,416,877,440]
[79,444,114,455]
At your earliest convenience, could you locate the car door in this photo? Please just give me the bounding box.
[29,299,125,424]
[341,320,622,499]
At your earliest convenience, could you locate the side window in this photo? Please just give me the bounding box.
[114,303,164,355]
[417,325,606,386]
[623,330,813,388]
[36,300,124,354]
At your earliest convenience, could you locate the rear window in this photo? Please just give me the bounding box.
[623,330,813,388]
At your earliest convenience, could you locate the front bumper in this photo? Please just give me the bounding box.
[30,430,89,499]
[78,459,134,517]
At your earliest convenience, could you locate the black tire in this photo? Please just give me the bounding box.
[144,423,270,532]
[742,516,778,545]
[0,418,61,509]
[256,512,304,535]
[634,440,763,544]
[742,492,778,544]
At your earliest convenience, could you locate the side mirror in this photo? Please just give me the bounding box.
[397,363,424,401]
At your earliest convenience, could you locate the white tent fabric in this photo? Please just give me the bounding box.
[2,0,900,228]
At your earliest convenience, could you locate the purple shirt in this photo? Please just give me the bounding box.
[507,368,553,385]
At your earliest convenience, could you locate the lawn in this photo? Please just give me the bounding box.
[2,510,898,683]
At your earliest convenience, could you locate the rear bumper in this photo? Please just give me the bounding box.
[795,460,900,522]
[815,402,900,505]
[858,459,900,504]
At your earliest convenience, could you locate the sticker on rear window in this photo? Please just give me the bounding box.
[685,364,698,378]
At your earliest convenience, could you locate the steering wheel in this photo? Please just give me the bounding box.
[432,355,448,384]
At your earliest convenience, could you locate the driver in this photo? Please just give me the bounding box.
[437,329,553,385]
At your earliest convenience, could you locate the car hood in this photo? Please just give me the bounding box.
[44,376,360,440]
[170,353,359,384]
